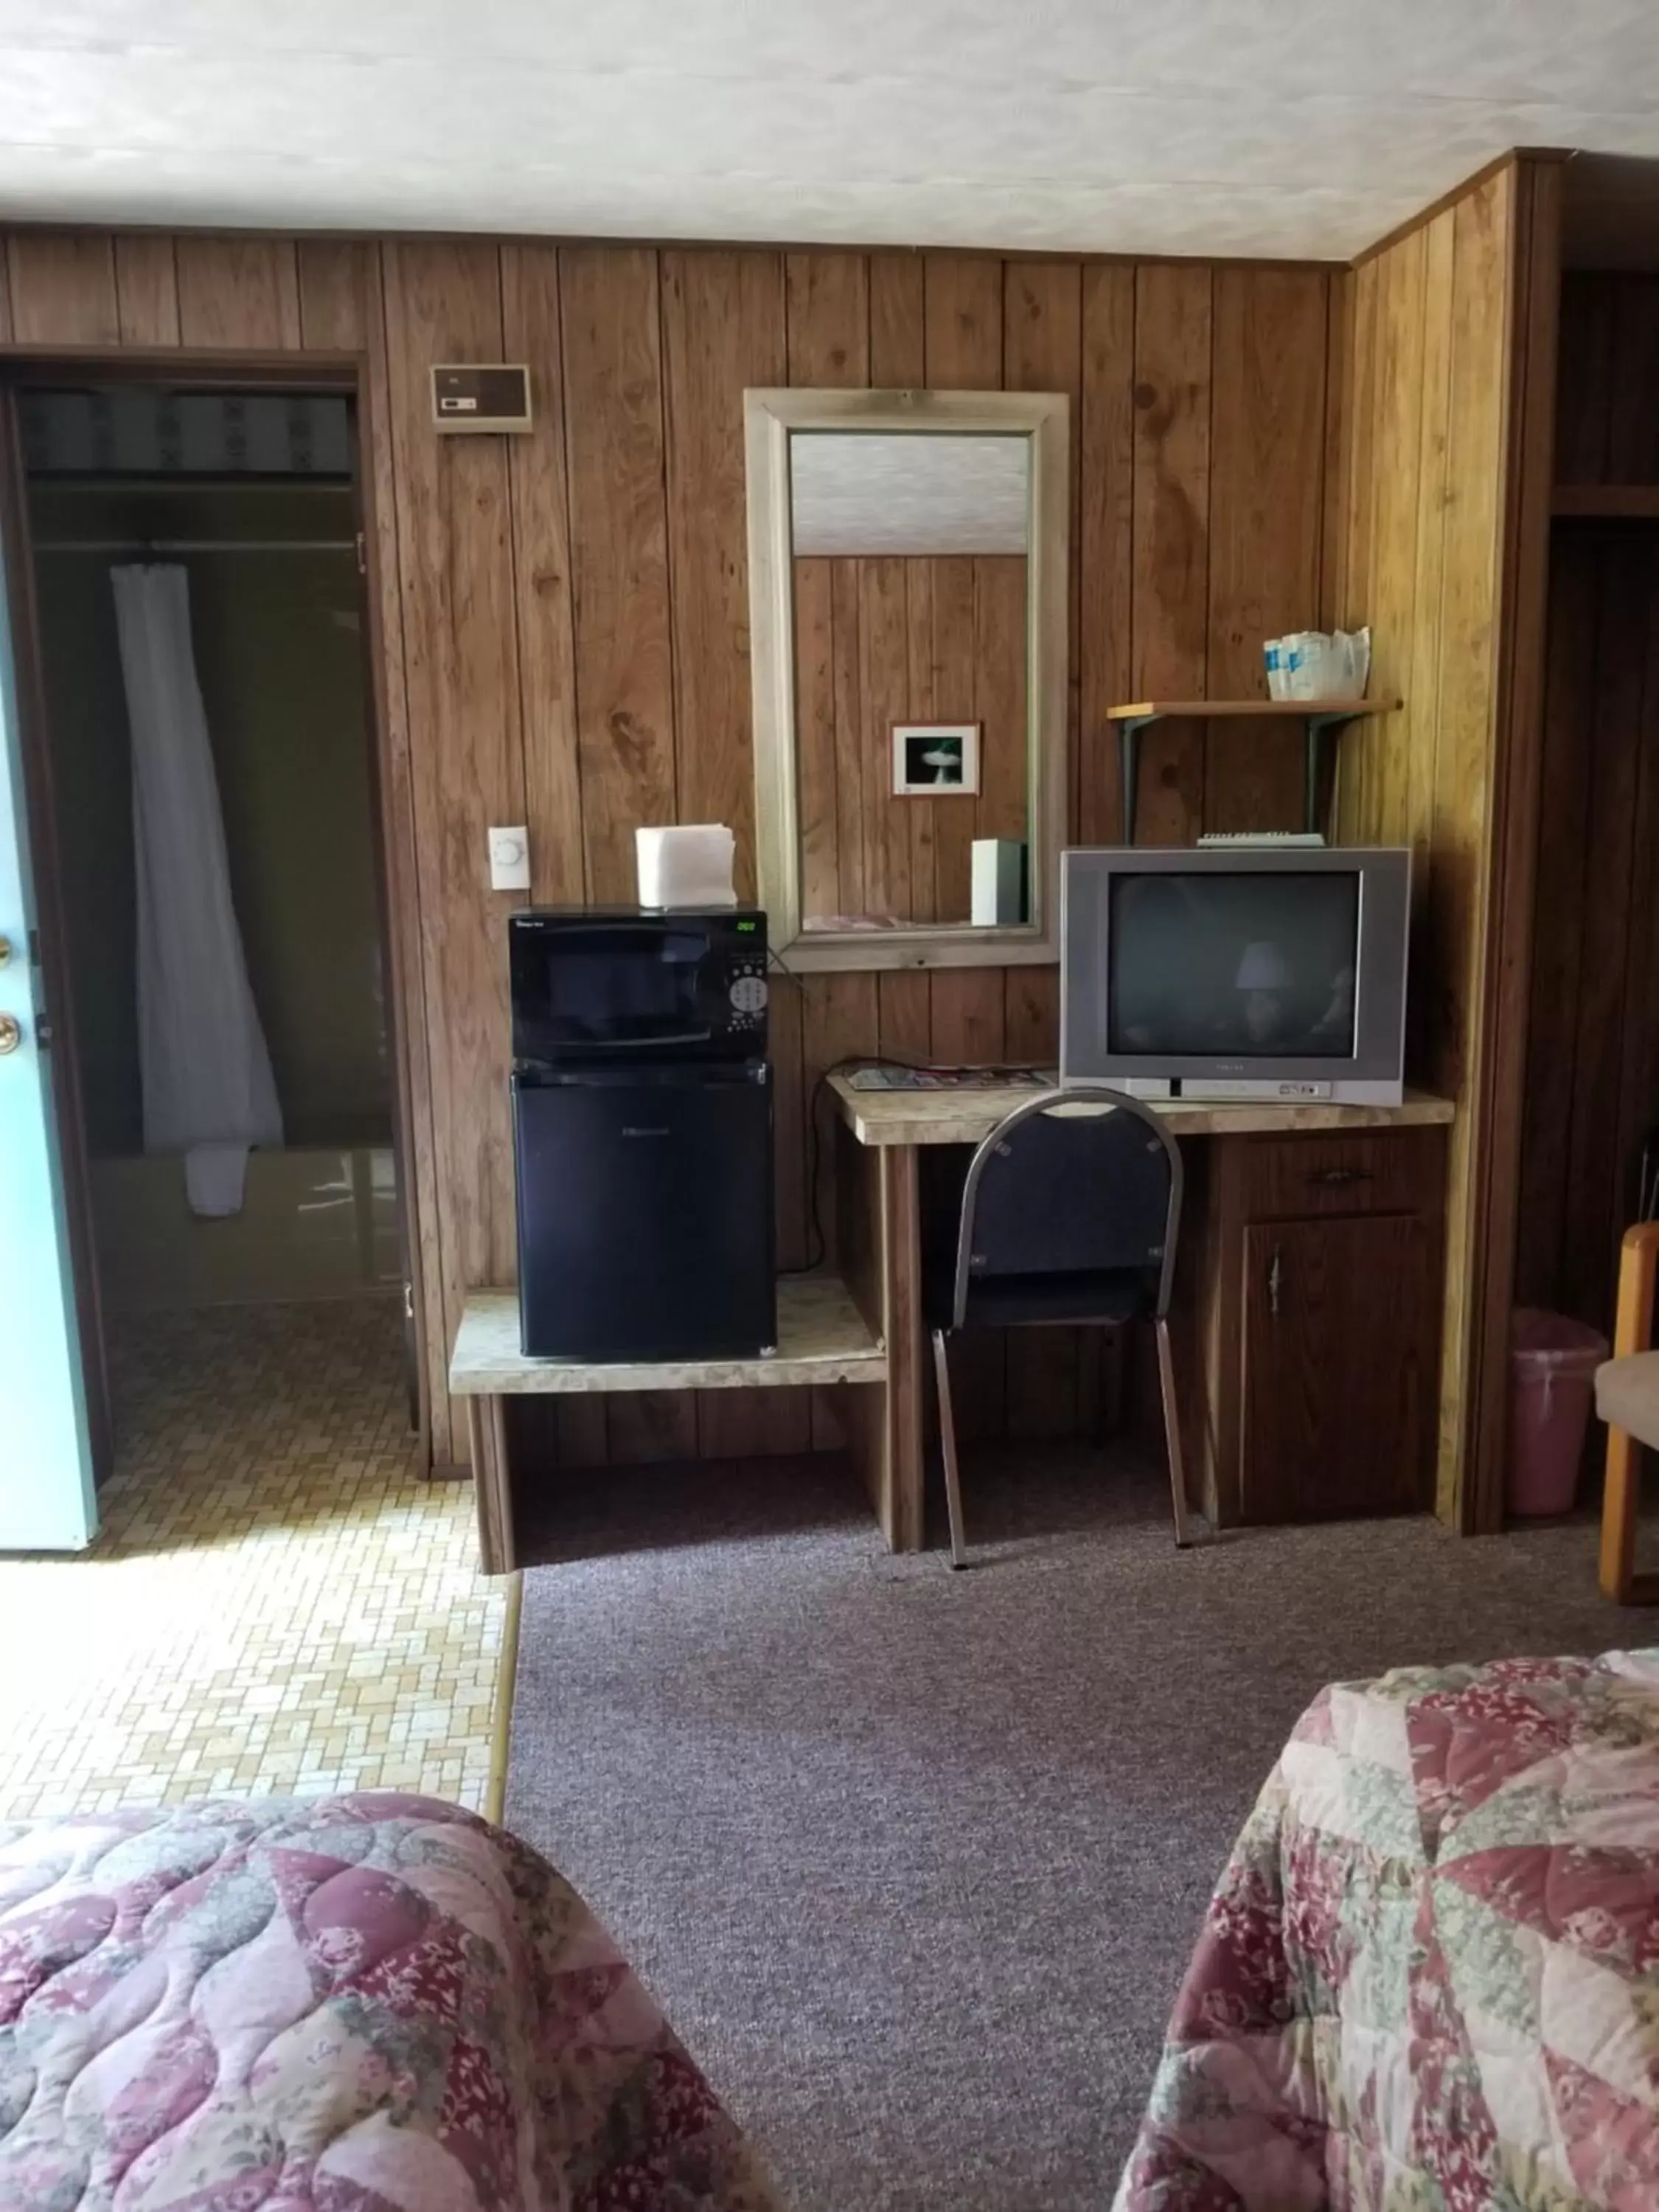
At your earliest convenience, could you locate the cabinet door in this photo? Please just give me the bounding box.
[1239,1213,1436,1522]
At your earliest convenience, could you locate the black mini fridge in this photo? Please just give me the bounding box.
[512,1060,776,1361]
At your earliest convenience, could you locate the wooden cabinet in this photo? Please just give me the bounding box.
[1180,1127,1446,1526]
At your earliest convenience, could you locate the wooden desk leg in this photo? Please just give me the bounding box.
[877,1145,926,1552]
[835,1129,925,1553]
[467,1394,517,1577]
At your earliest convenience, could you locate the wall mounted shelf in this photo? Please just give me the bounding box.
[1104,698,1402,843]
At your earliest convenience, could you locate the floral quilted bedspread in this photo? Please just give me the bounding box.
[0,1791,780,2211]
[1118,1649,1659,2211]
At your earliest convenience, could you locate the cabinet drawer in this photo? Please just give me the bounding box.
[1230,1127,1446,1220]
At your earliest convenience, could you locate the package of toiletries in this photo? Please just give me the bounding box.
[1265,627,1371,702]
[636,824,737,908]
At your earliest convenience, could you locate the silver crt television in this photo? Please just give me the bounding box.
[1060,846,1412,1105]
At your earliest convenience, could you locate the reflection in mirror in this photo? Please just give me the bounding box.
[789,431,1030,934]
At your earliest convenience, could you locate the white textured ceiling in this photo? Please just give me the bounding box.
[791,434,1028,556]
[2,3,1659,260]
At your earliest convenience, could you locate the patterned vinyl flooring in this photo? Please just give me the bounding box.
[0,1300,509,1822]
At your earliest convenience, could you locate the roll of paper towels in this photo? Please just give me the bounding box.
[636,824,737,908]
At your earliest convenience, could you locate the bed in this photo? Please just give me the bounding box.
[1118,1649,1659,2210]
[0,1791,780,2211]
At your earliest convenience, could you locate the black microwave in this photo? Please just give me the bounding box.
[509,908,768,1067]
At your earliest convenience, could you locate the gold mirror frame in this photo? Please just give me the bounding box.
[744,386,1069,971]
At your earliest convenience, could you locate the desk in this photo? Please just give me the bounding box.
[828,1076,1457,1549]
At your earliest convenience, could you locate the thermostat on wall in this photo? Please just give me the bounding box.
[431,365,532,434]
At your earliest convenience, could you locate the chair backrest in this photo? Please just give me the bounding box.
[951,1087,1183,1325]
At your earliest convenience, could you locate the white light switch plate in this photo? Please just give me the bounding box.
[488,825,530,892]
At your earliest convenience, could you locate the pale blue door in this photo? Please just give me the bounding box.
[0,530,96,1551]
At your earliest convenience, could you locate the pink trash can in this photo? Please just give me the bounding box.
[1508,1309,1609,1517]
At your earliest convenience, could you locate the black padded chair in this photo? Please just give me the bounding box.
[924,1086,1189,1565]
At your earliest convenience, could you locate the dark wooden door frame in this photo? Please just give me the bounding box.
[0,342,432,1467]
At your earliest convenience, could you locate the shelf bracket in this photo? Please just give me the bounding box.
[1116,714,1155,844]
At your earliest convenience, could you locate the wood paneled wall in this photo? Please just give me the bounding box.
[1517,273,1659,1339]
[1334,156,1559,1529]
[794,552,1026,926]
[0,229,1341,1468]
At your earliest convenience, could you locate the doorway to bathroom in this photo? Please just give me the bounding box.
[3,369,422,1505]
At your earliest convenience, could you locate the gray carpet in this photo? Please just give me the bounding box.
[505,1447,1637,2212]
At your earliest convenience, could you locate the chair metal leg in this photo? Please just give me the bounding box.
[931,1327,968,1568]
[1155,1315,1192,1549]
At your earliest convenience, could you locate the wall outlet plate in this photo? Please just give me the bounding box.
[487,825,530,891]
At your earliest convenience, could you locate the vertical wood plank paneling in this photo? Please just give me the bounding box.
[1320,269,1354,628]
[1605,279,1659,481]
[1403,214,1455,946]
[785,254,869,384]
[113,235,181,346]
[1131,263,1212,844]
[294,240,370,351]
[929,554,977,922]
[664,248,790,1461]
[793,559,840,917]
[903,560,938,922]
[1373,228,1431,849]
[1206,268,1329,832]
[663,250,786,899]
[381,241,522,1470]
[560,247,678,905]
[866,257,929,1078]
[922,255,1005,1074]
[559,246,692,1464]
[1514,529,1597,1305]
[869,254,925,386]
[1004,260,1082,838]
[355,240,451,1461]
[7,233,119,344]
[0,239,11,341]
[1428,172,1510,1519]
[1335,257,1380,847]
[859,558,911,922]
[501,246,585,907]
[1079,266,1135,845]
[923,257,1004,388]
[175,238,302,349]
[973,555,1028,845]
[829,557,867,914]
[1552,275,1613,484]
[1559,532,1644,1331]
[800,970,880,1442]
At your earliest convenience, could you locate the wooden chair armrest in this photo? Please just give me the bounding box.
[1613,1222,1659,1360]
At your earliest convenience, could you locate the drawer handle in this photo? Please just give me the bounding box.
[1310,1165,1373,1188]
[1269,1244,1283,1318]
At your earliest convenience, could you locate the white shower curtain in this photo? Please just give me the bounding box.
[112,564,282,1216]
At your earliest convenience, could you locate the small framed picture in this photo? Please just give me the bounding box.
[892,723,981,796]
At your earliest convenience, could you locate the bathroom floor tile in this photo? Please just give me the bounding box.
[0,1301,507,1824]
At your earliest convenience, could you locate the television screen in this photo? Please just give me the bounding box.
[1107,871,1360,1060]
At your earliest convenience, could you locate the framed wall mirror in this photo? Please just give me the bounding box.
[745,389,1068,970]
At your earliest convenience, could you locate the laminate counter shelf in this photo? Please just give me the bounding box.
[827,1075,1457,1149]
[450,1273,886,1397]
